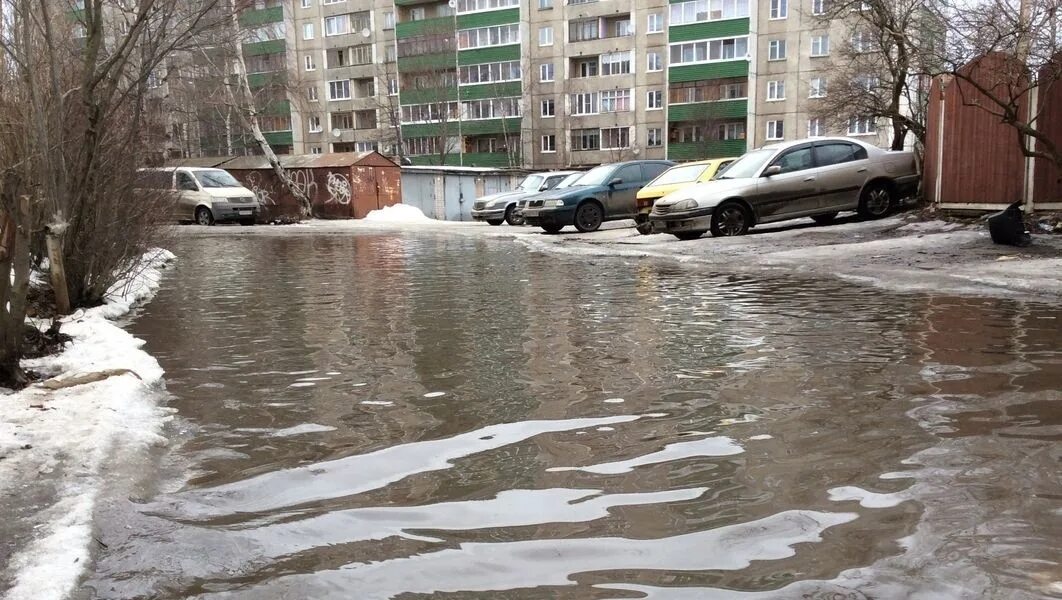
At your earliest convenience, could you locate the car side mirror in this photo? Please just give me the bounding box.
[608,178,623,187]
[763,165,782,177]
[539,184,549,191]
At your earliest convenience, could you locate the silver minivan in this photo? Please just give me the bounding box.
[139,167,261,225]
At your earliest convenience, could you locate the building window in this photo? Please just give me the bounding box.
[331,112,354,130]
[601,127,630,149]
[669,36,748,65]
[571,92,598,115]
[811,35,830,57]
[647,52,662,71]
[455,0,520,13]
[573,58,598,77]
[541,98,555,117]
[767,80,785,101]
[388,78,399,95]
[307,86,319,101]
[383,11,395,29]
[323,0,343,5]
[302,22,314,40]
[768,39,786,61]
[304,55,315,71]
[722,82,746,98]
[648,127,662,147]
[354,142,378,152]
[809,77,826,98]
[462,97,521,120]
[541,134,556,153]
[459,60,521,85]
[600,51,632,75]
[308,116,322,133]
[409,7,425,20]
[328,79,351,100]
[300,0,310,7]
[385,45,397,62]
[647,13,663,33]
[571,128,600,151]
[851,30,872,53]
[600,89,632,112]
[569,18,599,42]
[324,15,349,36]
[458,24,521,49]
[848,115,877,135]
[311,146,322,154]
[538,26,553,46]
[718,122,745,140]
[647,90,663,109]
[766,120,784,140]
[669,0,749,25]
[539,0,552,8]
[769,0,787,19]
[812,0,826,15]
[856,74,879,91]
[808,117,826,137]
[539,62,554,82]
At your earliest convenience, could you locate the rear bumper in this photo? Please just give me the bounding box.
[649,207,715,233]
[522,207,575,227]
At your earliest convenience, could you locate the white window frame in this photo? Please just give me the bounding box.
[600,88,632,113]
[387,78,399,96]
[647,13,663,33]
[539,62,554,82]
[647,127,662,147]
[541,98,555,117]
[669,0,750,26]
[848,115,877,135]
[647,52,663,71]
[302,22,314,40]
[324,15,349,36]
[308,116,322,133]
[766,119,784,140]
[327,79,351,101]
[812,0,826,15]
[808,117,826,137]
[811,34,830,57]
[766,79,785,101]
[809,77,826,98]
[383,11,395,29]
[304,55,316,71]
[539,25,553,46]
[458,24,521,50]
[769,0,787,19]
[300,0,311,7]
[307,86,319,101]
[541,134,556,153]
[311,146,322,154]
[600,51,632,76]
[668,36,750,66]
[768,39,786,61]
[323,0,344,5]
[571,92,598,116]
[539,0,552,8]
[647,89,663,110]
[600,126,630,150]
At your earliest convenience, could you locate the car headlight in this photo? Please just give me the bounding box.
[544,199,566,207]
[673,199,699,211]
[487,199,507,208]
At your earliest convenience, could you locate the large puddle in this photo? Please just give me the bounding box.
[83,232,1061,599]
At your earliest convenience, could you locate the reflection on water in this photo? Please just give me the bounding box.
[84,233,1062,600]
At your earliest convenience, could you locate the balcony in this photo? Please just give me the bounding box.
[568,15,631,42]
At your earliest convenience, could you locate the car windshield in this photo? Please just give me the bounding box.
[516,175,545,192]
[573,164,617,186]
[555,173,582,188]
[194,169,242,188]
[715,149,776,179]
[649,163,709,186]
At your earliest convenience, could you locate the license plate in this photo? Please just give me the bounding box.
[238,209,252,215]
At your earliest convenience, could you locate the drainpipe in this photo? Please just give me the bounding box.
[934,75,949,207]
[1024,84,1038,213]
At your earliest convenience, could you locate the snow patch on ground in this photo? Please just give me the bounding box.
[0,249,174,600]
[364,204,434,224]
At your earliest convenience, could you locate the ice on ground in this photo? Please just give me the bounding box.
[827,485,911,508]
[0,248,174,600]
[548,436,744,474]
[288,382,316,388]
[361,400,394,406]
[271,424,336,437]
[364,204,434,224]
[423,391,446,398]
[748,434,773,441]
[603,398,625,404]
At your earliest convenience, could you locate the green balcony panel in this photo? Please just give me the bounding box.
[667,139,747,161]
[246,72,286,89]
[69,8,85,21]
[669,60,748,83]
[456,8,519,29]
[261,99,291,116]
[396,16,454,38]
[667,99,747,122]
[460,117,521,136]
[239,6,284,27]
[459,81,521,101]
[402,122,462,138]
[407,151,520,167]
[243,39,286,57]
[458,44,519,66]
[398,53,458,72]
[400,86,459,105]
[668,17,749,42]
[263,131,294,146]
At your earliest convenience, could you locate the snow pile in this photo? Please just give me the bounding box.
[363,203,434,223]
[0,248,175,600]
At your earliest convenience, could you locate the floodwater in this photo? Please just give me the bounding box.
[83,232,1061,599]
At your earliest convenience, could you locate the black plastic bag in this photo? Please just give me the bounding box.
[988,202,1031,247]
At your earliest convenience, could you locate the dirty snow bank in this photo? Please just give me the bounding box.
[0,249,175,600]
[363,203,434,223]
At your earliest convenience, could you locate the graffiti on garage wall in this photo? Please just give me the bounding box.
[325,172,352,205]
[289,169,318,200]
[245,172,275,205]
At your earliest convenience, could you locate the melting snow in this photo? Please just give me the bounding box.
[364,204,434,223]
[423,391,446,398]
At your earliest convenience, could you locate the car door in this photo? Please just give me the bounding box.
[749,144,821,221]
[812,141,871,210]
[606,164,644,218]
[175,170,203,219]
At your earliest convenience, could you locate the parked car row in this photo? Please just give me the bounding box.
[138,167,262,226]
[477,136,920,239]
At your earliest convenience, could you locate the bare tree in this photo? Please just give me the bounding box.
[816,0,939,150]
[373,61,406,163]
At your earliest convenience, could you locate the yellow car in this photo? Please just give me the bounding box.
[634,158,737,234]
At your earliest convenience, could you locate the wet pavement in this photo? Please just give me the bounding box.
[81,232,1061,599]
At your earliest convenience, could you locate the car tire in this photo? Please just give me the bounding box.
[858,182,893,219]
[195,207,215,226]
[574,201,603,233]
[541,224,564,234]
[811,212,838,225]
[636,222,654,235]
[710,202,751,237]
[504,206,524,227]
[673,230,705,241]
[486,219,504,226]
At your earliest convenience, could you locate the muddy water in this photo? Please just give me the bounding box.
[84,232,1061,599]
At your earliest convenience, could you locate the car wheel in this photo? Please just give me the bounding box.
[636,222,654,235]
[673,230,705,241]
[195,207,215,226]
[710,202,751,237]
[811,212,838,225]
[486,219,504,226]
[858,183,893,219]
[541,224,564,234]
[504,206,524,226]
[574,201,603,233]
